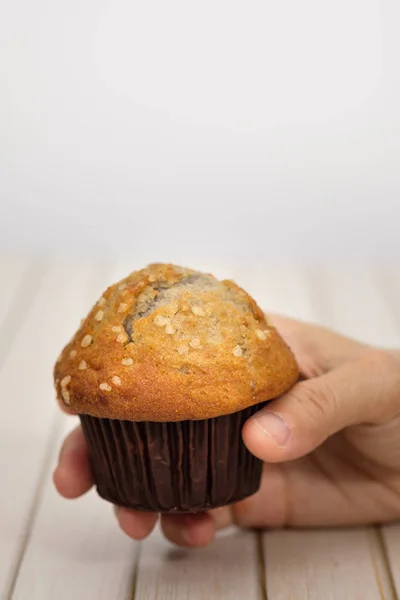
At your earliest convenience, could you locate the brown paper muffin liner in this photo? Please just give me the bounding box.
[79,404,264,513]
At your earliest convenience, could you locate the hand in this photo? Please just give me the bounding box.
[53,315,400,547]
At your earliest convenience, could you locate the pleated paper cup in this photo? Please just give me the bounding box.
[80,403,264,513]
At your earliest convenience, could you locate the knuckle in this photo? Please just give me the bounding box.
[361,348,399,373]
[360,348,400,420]
[297,341,327,378]
[295,380,338,424]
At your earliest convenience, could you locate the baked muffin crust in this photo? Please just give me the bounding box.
[54,264,299,421]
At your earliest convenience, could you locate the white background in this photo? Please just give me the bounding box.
[0,0,399,268]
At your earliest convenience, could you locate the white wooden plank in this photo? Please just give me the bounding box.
[256,264,396,599]
[0,257,33,366]
[376,265,400,595]
[0,262,99,600]
[12,418,138,600]
[373,263,400,340]
[135,528,260,600]
[382,525,400,595]
[309,264,400,347]
[0,257,29,330]
[8,261,399,599]
[317,264,400,597]
[236,262,319,324]
[11,262,139,600]
[264,529,393,600]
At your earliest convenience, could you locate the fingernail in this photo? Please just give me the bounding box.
[254,412,291,446]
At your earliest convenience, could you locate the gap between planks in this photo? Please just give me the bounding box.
[310,265,400,599]
[11,416,139,600]
[133,527,261,600]
[258,264,399,600]
[373,528,399,600]
[5,260,400,599]
[9,262,139,600]
[256,531,268,600]
[0,261,94,599]
[6,411,64,600]
[130,544,142,600]
[372,265,400,597]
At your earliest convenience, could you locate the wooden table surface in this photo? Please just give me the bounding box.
[1,257,399,600]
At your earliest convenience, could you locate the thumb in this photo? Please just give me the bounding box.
[243,350,400,463]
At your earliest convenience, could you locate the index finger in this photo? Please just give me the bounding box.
[267,313,367,375]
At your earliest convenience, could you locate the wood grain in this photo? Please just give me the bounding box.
[382,525,400,597]
[2,259,400,599]
[236,262,319,324]
[0,256,28,326]
[0,257,34,367]
[12,419,138,600]
[375,265,400,598]
[0,263,98,600]
[135,527,261,600]
[308,264,400,346]
[310,264,400,599]
[258,263,398,600]
[264,528,394,600]
[10,263,140,600]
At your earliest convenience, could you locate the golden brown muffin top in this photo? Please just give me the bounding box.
[54,263,299,421]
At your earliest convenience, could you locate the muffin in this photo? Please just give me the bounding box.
[54,264,299,513]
